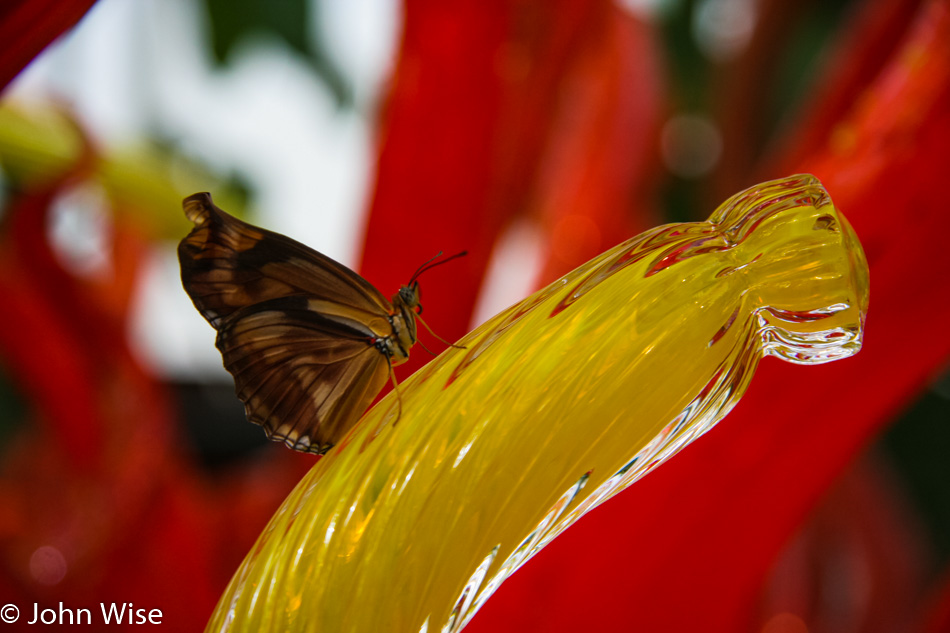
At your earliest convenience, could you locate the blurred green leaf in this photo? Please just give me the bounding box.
[203,0,353,107]
[0,365,27,451]
[882,365,950,568]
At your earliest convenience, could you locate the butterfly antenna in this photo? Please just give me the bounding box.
[417,313,467,350]
[409,250,468,285]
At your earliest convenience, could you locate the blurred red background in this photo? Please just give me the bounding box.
[1,0,948,631]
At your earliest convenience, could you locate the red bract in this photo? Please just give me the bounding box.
[0,176,191,625]
[466,0,950,631]
[0,162,315,630]
[359,0,663,379]
[0,1,98,93]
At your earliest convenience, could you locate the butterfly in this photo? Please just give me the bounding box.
[178,193,464,455]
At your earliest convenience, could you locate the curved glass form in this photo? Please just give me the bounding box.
[206,174,869,633]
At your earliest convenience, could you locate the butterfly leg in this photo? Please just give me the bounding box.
[387,358,403,425]
[415,313,467,351]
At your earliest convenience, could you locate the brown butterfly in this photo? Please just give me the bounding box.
[178,193,463,455]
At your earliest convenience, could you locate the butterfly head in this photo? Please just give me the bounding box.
[397,281,423,314]
[390,251,467,352]
[397,250,467,316]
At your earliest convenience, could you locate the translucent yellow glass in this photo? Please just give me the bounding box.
[206,174,869,633]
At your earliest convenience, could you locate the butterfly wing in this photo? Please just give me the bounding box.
[179,192,393,329]
[218,296,390,453]
[178,193,395,453]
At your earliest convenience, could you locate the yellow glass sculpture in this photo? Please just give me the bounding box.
[206,174,869,633]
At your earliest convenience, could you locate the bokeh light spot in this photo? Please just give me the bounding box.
[29,546,67,586]
[660,113,723,179]
[693,0,757,62]
[48,182,113,279]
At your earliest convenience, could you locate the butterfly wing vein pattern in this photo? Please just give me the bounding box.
[178,193,404,454]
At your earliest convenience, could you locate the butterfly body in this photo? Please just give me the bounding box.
[380,284,421,365]
[178,193,427,455]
